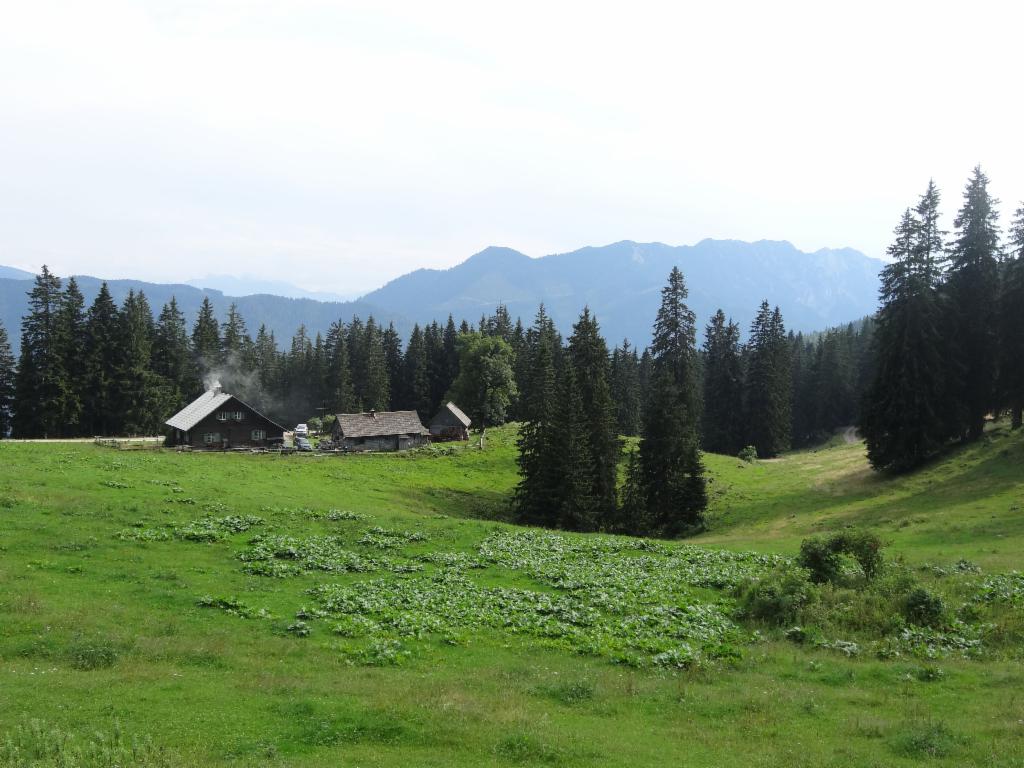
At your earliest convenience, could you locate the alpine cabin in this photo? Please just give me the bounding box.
[331,410,430,451]
[429,401,472,441]
[165,383,285,449]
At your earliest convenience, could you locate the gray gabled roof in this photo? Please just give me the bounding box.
[433,401,471,428]
[334,410,430,438]
[165,390,286,433]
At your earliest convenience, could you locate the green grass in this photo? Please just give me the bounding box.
[1,427,1022,767]
[700,422,1024,570]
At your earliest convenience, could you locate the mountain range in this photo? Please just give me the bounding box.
[0,239,882,355]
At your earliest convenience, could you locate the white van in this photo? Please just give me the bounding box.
[294,423,309,438]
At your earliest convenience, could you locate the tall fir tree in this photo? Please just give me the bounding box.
[701,310,744,454]
[566,308,620,527]
[152,297,195,408]
[551,362,597,531]
[382,323,403,411]
[324,321,356,414]
[610,340,642,437]
[861,198,950,471]
[946,166,1002,440]
[13,266,69,438]
[514,305,562,526]
[362,318,390,411]
[401,324,432,420]
[634,268,707,536]
[56,277,87,435]
[999,204,1024,428]
[191,297,221,383]
[117,291,164,435]
[82,283,121,435]
[744,300,792,457]
[0,320,15,438]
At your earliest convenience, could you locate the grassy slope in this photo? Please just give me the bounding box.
[700,423,1024,571]
[0,428,1022,767]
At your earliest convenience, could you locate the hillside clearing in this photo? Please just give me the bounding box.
[1,427,1022,766]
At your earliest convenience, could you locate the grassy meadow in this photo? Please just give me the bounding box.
[1,426,1023,767]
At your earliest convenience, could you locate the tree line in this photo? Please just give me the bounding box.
[860,168,1024,471]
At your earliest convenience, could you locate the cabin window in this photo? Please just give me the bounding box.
[216,412,228,421]
[234,411,245,421]
[203,432,220,444]
[251,429,266,441]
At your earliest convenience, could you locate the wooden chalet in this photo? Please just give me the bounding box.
[331,410,430,451]
[429,401,471,441]
[165,383,285,449]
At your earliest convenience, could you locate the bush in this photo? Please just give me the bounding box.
[798,530,884,583]
[902,587,947,628]
[834,530,884,580]
[797,537,842,584]
[737,445,758,463]
[735,569,815,625]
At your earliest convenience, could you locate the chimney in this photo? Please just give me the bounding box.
[210,380,223,395]
[370,409,376,418]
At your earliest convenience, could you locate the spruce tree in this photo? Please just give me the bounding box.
[744,301,792,457]
[118,291,164,435]
[324,321,356,414]
[424,321,448,415]
[551,362,597,531]
[153,297,195,407]
[383,322,403,410]
[701,310,744,454]
[82,283,121,435]
[221,303,249,363]
[514,305,561,526]
[362,318,390,411]
[610,340,642,437]
[13,266,68,438]
[567,307,620,526]
[636,267,707,536]
[946,166,1002,440]
[402,324,432,419]
[56,277,87,435]
[191,297,221,383]
[0,321,15,438]
[861,198,949,471]
[999,204,1024,428]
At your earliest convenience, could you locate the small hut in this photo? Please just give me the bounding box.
[165,383,285,449]
[331,410,430,451]
[429,401,471,442]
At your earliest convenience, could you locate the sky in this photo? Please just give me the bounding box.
[1,0,1022,297]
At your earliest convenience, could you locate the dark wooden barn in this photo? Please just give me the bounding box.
[165,383,285,449]
[331,410,430,451]
[429,401,471,441]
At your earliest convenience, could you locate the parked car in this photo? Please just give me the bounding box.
[295,437,313,452]
[294,423,309,438]
[317,439,336,451]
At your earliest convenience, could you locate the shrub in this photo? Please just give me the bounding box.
[737,445,758,463]
[902,588,946,628]
[798,530,884,583]
[834,530,884,580]
[797,537,841,584]
[735,569,815,625]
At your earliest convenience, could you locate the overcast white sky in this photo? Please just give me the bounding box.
[1,0,1022,296]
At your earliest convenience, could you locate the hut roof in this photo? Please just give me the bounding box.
[165,388,285,433]
[432,401,471,428]
[334,410,430,438]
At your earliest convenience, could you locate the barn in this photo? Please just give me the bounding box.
[331,410,430,451]
[429,401,471,441]
[165,383,285,449]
